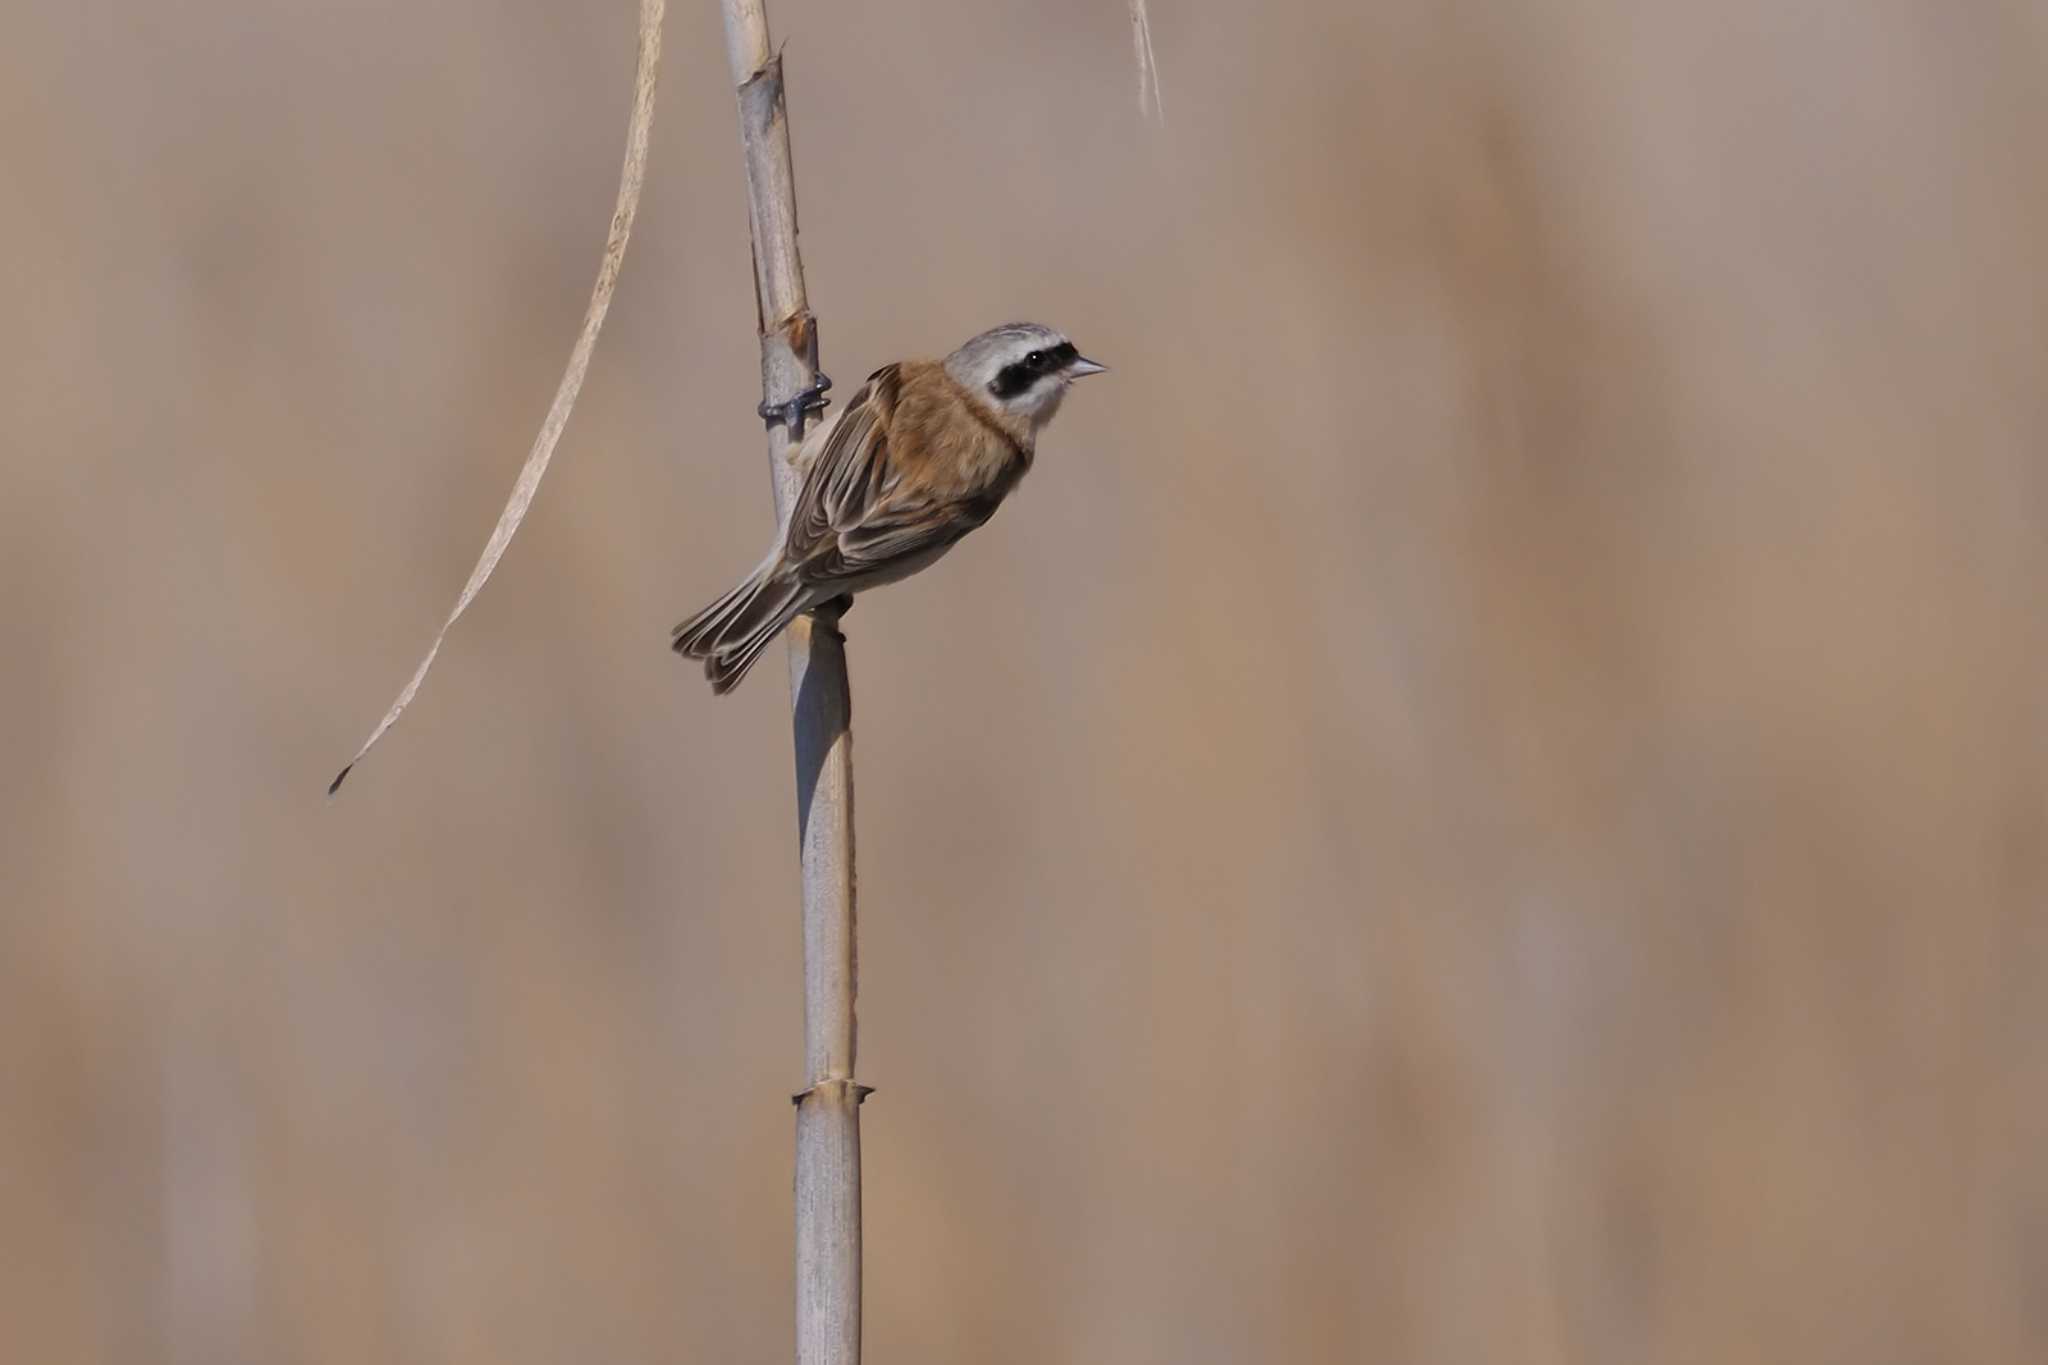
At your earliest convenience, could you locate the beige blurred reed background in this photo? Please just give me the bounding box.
[3,1,2045,1361]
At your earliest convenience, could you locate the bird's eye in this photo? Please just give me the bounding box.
[1024,350,1046,368]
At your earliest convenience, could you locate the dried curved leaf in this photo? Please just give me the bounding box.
[329,0,666,795]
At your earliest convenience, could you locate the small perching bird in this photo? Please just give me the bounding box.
[673,322,1107,692]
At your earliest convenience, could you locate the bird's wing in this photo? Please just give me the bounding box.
[783,365,895,567]
[782,365,989,587]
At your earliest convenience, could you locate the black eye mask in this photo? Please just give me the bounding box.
[990,342,1080,399]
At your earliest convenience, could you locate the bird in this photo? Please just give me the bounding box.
[673,322,1107,693]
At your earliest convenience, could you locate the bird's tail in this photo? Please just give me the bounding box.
[672,560,809,694]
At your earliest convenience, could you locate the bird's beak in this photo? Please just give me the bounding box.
[1066,356,1109,378]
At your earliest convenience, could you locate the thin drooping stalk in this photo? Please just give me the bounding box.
[716,5,865,1365]
[328,0,665,795]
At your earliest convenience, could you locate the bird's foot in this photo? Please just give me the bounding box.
[758,371,833,438]
[794,593,851,646]
[807,593,853,644]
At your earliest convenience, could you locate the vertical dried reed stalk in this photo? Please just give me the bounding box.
[1129,0,1165,123]
[716,5,866,1365]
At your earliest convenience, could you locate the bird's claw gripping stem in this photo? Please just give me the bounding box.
[759,371,832,438]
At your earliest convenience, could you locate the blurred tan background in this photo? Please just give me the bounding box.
[4,1,2045,1361]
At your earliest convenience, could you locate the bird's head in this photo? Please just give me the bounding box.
[945,322,1108,430]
